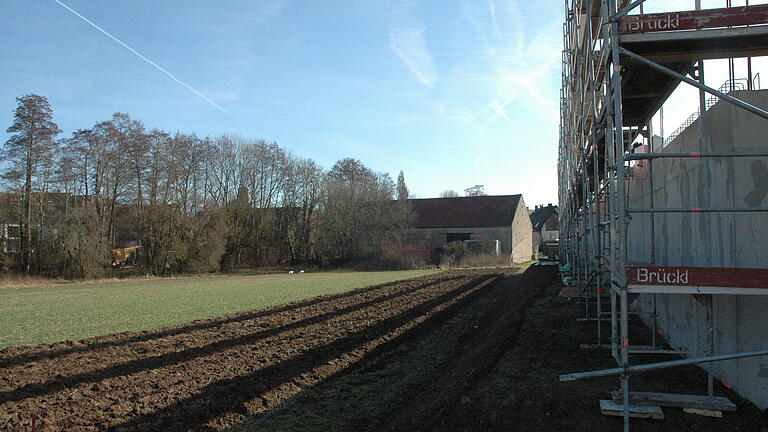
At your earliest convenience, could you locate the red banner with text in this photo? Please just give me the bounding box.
[627,265,768,289]
[619,5,768,34]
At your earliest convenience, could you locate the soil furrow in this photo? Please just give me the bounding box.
[0,272,455,370]
[0,271,499,432]
[1,274,466,395]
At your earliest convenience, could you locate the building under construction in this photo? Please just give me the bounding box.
[557,1,768,430]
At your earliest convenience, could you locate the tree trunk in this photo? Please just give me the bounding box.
[23,133,33,275]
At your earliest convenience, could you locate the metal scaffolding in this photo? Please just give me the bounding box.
[557,1,768,430]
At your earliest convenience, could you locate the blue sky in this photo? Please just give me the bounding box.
[0,0,564,206]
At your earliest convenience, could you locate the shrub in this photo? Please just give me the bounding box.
[377,242,433,269]
[39,208,111,279]
[0,252,14,273]
[440,241,465,267]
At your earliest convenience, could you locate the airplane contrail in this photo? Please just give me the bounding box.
[51,0,243,123]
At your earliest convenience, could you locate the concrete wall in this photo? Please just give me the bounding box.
[626,90,768,409]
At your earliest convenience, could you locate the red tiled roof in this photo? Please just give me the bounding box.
[408,195,522,228]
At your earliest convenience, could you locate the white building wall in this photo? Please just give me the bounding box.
[510,197,533,263]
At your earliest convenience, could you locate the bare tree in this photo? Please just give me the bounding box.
[319,158,411,262]
[2,94,61,274]
[92,113,146,243]
[439,189,459,198]
[144,129,171,206]
[2,94,421,276]
[464,185,486,196]
[280,157,324,262]
[207,135,240,207]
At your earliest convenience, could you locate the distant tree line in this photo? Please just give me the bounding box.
[0,94,414,277]
[438,185,485,198]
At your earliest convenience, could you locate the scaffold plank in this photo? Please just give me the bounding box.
[599,400,664,419]
[580,344,694,355]
[610,391,737,412]
[621,26,768,62]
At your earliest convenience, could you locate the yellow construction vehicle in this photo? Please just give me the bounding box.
[111,245,140,267]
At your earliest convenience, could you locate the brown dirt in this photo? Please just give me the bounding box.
[232,266,768,432]
[0,270,503,431]
[393,270,768,432]
[2,266,767,432]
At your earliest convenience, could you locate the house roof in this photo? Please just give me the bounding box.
[530,205,558,231]
[408,195,522,229]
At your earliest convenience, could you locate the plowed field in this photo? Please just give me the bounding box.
[2,266,766,432]
[0,270,503,431]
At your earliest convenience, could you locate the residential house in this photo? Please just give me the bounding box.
[530,204,559,258]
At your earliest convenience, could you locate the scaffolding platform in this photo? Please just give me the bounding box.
[620,24,768,126]
[559,1,768,430]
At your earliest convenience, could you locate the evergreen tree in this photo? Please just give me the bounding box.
[396,170,409,201]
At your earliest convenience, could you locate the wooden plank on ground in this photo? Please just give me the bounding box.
[684,408,724,418]
[611,391,737,412]
[599,400,664,420]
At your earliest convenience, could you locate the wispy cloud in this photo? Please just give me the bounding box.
[51,0,248,126]
[256,0,284,17]
[443,0,561,128]
[194,1,285,117]
[331,137,427,168]
[481,99,515,129]
[389,25,437,87]
[436,102,476,124]
[386,1,437,87]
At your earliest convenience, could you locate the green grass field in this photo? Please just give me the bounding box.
[0,270,438,348]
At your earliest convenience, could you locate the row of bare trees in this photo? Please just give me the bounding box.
[1,94,414,277]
